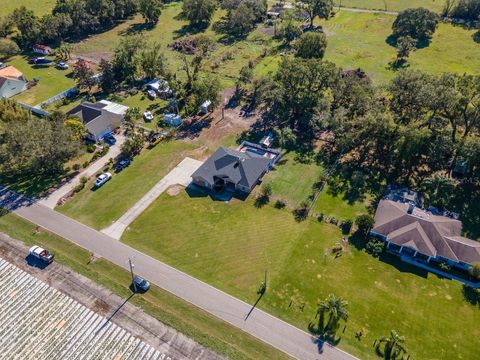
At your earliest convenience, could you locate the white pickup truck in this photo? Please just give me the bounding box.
[29,246,54,264]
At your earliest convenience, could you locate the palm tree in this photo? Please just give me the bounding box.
[318,293,349,335]
[376,330,408,360]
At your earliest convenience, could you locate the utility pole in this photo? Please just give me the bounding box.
[128,257,136,293]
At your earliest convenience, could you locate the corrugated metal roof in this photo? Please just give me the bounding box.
[0,258,168,360]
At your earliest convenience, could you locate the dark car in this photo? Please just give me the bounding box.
[132,275,150,292]
[35,58,53,67]
[115,159,131,172]
[103,133,116,145]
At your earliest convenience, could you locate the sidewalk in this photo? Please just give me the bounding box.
[39,135,126,209]
[101,157,203,239]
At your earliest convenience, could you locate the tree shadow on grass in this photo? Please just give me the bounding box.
[119,22,154,37]
[462,285,480,307]
[212,19,250,44]
[0,172,64,199]
[385,34,430,49]
[174,22,209,39]
[308,313,343,348]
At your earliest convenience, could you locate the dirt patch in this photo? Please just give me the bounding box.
[93,298,111,314]
[167,185,183,196]
[191,88,259,149]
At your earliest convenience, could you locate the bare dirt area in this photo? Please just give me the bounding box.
[166,185,183,196]
[0,232,223,360]
[181,88,259,150]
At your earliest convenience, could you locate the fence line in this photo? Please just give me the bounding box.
[17,102,50,117]
[33,86,78,109]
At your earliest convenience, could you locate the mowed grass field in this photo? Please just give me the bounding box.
[333,0,446,12]
[322,11,480,83]
[0,0,56,16]
[0,213,291,360]
[73,3,279,88]
[122,186,480,360]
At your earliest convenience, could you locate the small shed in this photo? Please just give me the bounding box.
[163,112,182,127]
[200,100,212,114]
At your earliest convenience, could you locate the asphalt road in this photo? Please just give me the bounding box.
[0,187,357,360]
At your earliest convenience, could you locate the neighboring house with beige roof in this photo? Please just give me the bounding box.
[0,66,28,98]
[371,200,480,272]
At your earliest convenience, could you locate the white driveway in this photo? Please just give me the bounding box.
[101,157,203,240]
[39,135,126,209]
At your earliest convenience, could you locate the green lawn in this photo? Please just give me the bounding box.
[0,213,291,360]
[322,11,480,84]
[8,56,76,105]
[0,0,56,15]
[122,187,480,360]
[314,185,371,222]
[333,0,446,12]
[266,153,323,206]
[57,140,199,229]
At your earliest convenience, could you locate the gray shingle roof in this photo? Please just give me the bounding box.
[373,200,480,264]
[192,147,272,190]
[67,102,122,137]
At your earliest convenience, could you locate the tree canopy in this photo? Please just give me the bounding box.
[392,8,439,43]
[182,0,218,27]
[294,32,328,59]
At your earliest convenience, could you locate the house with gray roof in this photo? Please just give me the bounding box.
[67,100,128,142]
[371,200,480,273]
[191,147,273,194]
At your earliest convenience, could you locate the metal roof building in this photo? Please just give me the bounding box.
[0,258,169,360]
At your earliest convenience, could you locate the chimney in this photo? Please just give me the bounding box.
[407,203,414,214]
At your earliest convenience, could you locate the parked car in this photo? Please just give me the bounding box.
[0,62,4,69]
[93,172,112,188]
[115,159,131,172]
[143,111,154,122]
[56,62,69,70]
[29,246,54,264]
[147,89,157,100]
[35,58,53,67]
[132,275,150,292]
[103,133,116,145]
[29,57,42,64]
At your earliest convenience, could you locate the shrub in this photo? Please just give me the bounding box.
[64,166,71,173]
[473,30,480,44]
[469,262,480,280]
[82,160,90,168]
[261,183,272,198]
[293,200,310,222]
[330,217,338,225]
[317,213,324,222]
[86,144,96,153]
[365,238,385,257]
[355,214,375,235]
[73,183,85,193]
[341,219,353,235]
[274,199,287,209]
[72,163,81,171]
[80,176,88,184]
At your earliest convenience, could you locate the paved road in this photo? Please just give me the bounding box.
[0,187,357,360]
[102,157,203,239]
[39,135,126,209]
